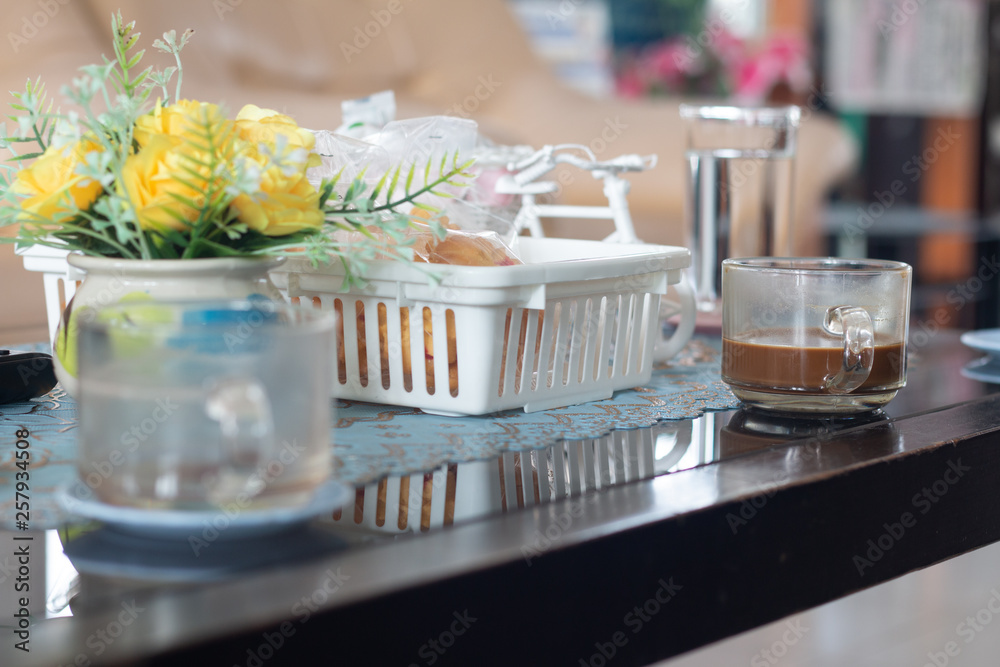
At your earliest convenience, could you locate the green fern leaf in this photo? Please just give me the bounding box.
[385,164,402,202]
[125,50,145,69]
[404,163,415,195]
[369,169,390,204]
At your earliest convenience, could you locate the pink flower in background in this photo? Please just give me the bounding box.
[615,67,646,98]
[616,38,707,98]
[731,33,811,102]
[613,19,813,104]
[642,40,700,83]
[707,26,748,68]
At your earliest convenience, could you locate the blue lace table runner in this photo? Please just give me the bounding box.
[0,336,738,529]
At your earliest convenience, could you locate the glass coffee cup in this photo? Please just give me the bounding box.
[721,258,912,414]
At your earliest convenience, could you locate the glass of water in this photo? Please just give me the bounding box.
[680,104,801,312]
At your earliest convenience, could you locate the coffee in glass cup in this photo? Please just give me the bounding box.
[721,258,912,414]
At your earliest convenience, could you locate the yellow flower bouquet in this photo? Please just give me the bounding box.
[0,13,472,285]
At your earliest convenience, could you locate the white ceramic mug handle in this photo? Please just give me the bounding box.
[653,275,697,361]
[822,306,875,394]
[204,377,276,499]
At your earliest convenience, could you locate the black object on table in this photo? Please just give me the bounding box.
[0,349,57,404]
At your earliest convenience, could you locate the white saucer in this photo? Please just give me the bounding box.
[961,355,1000,384]
[56,479,353,540]
[960,329,1000,355]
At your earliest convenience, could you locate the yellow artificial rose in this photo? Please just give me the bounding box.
[230,168,324,237]
[234,104,318,156]
[128,100,323,236]
[229,104,323,236]
[120,134,204,232]
[134,99,226,148]
[125,101,241,232]
[10,139,102,223]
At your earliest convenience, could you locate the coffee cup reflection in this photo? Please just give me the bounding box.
[719,407,897,459]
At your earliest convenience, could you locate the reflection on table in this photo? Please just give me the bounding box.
[4,327,1000,667]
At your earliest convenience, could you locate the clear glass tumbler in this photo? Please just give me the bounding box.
[75,299,336,511]
[681,104,801,312]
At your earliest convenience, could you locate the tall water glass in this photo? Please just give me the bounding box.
[681,105,801,312]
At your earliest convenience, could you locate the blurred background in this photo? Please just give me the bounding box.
[1,0,996,339]
[508,0,996,331]
[0,3,997,665]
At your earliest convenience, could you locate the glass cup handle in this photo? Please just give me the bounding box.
[653,275,697,361]
[204,377,276,499]
[822,306,875,395]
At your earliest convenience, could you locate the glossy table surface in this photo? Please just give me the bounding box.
[3,328,999,667]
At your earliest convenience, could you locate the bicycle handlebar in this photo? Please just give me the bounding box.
[508,147,656,185]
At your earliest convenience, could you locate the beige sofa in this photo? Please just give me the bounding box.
[0,0,857,345]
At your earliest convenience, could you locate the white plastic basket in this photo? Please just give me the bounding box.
[18,244,77,344]
[20,241,692,534]
[269,237,689,415]
[22,238,690,415]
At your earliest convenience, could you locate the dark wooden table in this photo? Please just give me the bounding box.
[6,329,1000,667]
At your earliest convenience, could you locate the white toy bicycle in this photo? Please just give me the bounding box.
[491,143,696,361]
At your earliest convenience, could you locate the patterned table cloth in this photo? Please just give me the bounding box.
[0,336,738,530]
